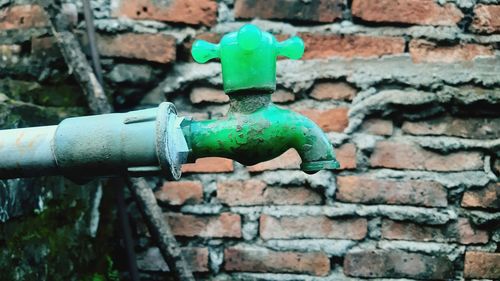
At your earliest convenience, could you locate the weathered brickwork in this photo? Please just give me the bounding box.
[351,0,464,26]
[112,0,218,26]
[1,0,499,280]
[344,250,454,279]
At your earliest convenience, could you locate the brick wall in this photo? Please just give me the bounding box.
[1,0,499,280]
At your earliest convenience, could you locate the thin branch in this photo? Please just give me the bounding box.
[38,0,111,114]
[127,178,196,281]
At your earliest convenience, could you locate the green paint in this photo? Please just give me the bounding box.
[189,24,339,172]
[0,178,117,281]
[184,103,340,171]
[182,94,339,173]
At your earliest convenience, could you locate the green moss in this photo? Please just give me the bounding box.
[0,98,86,129]
[0,179,117,281]
[0,79,85,107]
[0,79,40,102]
[31,83,86,107]
[85,257,120,281]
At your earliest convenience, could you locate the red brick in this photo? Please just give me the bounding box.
[370,141,483,172]
[381,218,488,244]
[402,116,500,139]
[246,144,355,171]
[344,250,453,279]
[224,246,330,276]
[167,212,241,238]
[247,149,301,172]
[456,218,490,244]
[464,251,500,279]
[272,89,295,103]
[336,176,447,207]
[409,39,494,63]
[361,119,393,136]
[190,32,221,45]
[310,82,356,101]
[301,34,405,60]
[0,5,48,30]
[137,247,208,272]
[217,180,322,206]
[155,181,203,205]
[92,33,176,63]
[182,157,234,173]
[111,0,217,26]
[234,0,342,23]
[190,87,229,104]
[336,143,357,170]
[299,107,349,133]
[260,214,367,240]
[471,4,500,34]
[462,182,499,210]
[351,0,463,26]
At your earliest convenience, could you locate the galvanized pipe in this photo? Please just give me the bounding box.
[0,102,188,181]
[54,107,158,179]
[0,125,58,178]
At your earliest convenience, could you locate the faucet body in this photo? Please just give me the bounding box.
[182,93,339,173]
[187,24,340,173]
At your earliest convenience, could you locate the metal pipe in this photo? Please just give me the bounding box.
[0,125,58,178]
[0,102,188,181]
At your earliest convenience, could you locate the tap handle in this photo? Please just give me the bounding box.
[277,36,304,60]
[191,24,305,93]
[192,40,220,63]
[237,24,263,51]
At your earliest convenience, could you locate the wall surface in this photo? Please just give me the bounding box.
[1,0,499,280]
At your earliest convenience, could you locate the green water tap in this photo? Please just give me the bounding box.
[0,24,339,181]
[185,24,340,173]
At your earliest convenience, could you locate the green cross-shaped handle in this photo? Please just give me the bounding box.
[191,24,305,94]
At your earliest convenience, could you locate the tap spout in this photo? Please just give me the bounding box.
[181,94,339,174]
